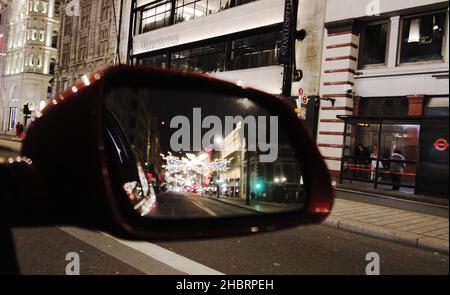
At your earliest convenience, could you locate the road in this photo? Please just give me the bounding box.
[1,148,448,275]
[11,224,448,275]
[148,192,253,218]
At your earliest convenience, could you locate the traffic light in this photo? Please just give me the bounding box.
[23,104,32,116]
[254,179,265,193]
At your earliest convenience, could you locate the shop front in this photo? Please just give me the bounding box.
[338,115,449,197]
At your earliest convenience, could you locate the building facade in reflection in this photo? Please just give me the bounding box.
[106,88,163,185]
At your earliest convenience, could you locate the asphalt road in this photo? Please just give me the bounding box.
[1,148,448,275]
[148,192,253,218]
[10,224,448,275]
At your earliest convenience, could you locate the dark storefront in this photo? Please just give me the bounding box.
[339,116,449,197]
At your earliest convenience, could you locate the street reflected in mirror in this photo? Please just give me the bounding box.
[104,87,306,219]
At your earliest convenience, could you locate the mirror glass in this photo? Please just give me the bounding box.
[104,87,306,219]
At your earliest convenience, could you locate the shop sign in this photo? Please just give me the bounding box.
[278,0,297,65]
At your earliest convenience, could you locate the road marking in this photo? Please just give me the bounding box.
[192,200,218,217]
[59,226,224,275]
[101,232,224,275]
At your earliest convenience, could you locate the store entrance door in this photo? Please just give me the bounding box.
[416,119,449,196]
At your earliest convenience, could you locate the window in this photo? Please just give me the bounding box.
[80,1,91,29]
[140,53,169,68]
[426,97,449,116]
[99,40,109,56]
[79,36,87,61]
[171,42,226,73]
[139,0,258,33]
[137,27,280,73]
[62,43,70,65]
[100,0,110,22]
[54,0,60,17]
[64,17,72,36]
[400,11,447,64]
[98,27,109,56]
[342,120,420,191]
[37,55,42,67]
[49,58,56,75]
[235,0,257,5]
[81,14,90,29]
[9,108,17,131]
[141,1,172,33]
[230,31,280,71]
[51,30,58,48]
[360,21,389,67]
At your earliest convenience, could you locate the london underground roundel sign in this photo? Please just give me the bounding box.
[433,138,449,152]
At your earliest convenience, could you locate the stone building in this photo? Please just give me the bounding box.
[0,0,60,132]
[55,0,131,93]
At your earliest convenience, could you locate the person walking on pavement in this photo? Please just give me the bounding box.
[389,149,405,191]
[15,122,24,138]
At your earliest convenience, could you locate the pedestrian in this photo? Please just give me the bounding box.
[15,122,24,138]
[389,149,405,191]
[354,143,370,179]
[370,144,383,181]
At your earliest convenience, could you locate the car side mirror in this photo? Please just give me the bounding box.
[8,66,334,240]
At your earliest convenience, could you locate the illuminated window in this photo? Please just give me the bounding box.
[400,11,447,64]
[139,0,258,33]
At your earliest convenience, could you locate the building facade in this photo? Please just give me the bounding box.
[0,2,10,131]
[55,0,132,93]
[129,0,285,94]
[107,0,450,196]
[315,0,449,195]
[0,0,60,132]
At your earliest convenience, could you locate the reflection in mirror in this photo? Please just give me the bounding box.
[104,88,306,219]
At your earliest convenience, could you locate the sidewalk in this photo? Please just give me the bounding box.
[325,198,448,254]
[337,182,449,207]
[199,194,303,213]
[203,194,449,254]
[0,135,22,153]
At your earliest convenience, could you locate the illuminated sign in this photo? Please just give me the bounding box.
[433,138,449,152]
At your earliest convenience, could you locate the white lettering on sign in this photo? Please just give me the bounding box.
[134,36,179,54]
